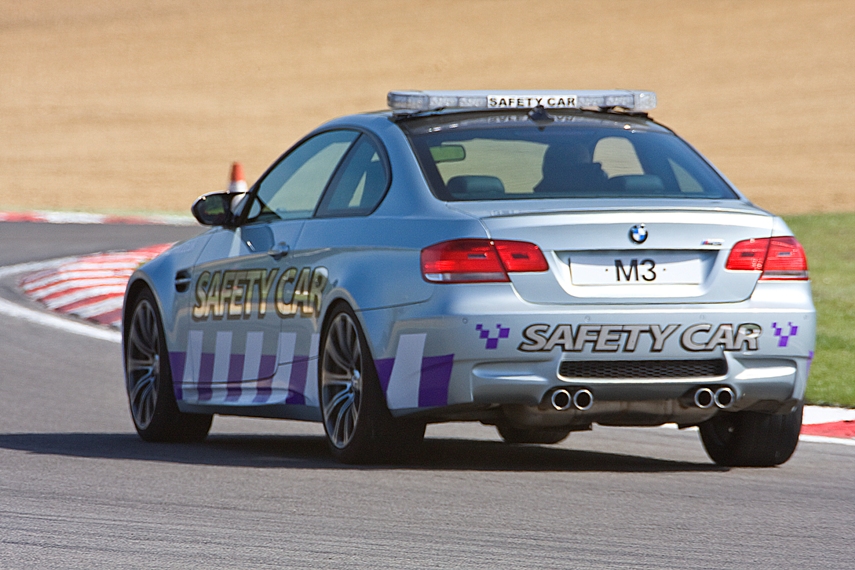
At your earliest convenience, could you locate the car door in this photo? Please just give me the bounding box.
[279,133,392,409]
[177,129,359,405]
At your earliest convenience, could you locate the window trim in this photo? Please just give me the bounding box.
[236,127,393,227]
[235,129,354,226]
[402,122,737,203]
[314,133,392,219]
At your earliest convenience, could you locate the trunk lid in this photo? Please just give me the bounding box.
[452,200,774,305]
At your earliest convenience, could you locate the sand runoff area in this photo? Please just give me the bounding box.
[0,0,852,216]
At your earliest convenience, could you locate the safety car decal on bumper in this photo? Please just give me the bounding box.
[518,322,763,353]
[375,333,454,409]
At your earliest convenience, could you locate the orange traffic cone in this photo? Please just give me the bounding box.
[228,162,248,193]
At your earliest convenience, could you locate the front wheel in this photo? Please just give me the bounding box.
[319,305,424,463]
[124,288,212,443]
[698,404,803,467]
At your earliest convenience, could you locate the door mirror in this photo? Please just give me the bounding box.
[191,192,242,226]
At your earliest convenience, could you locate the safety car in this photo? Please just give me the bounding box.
[123,90,814,465]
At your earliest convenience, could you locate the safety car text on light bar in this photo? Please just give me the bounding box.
[387,90,657,113]
[487,95,578,109]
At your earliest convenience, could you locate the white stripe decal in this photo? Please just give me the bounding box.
[0,296,121,343]
[213,331,233,383]
[243,331,264,381]
[385,333,426,410]
[182,330,204,400]
[303,333,320,406]
[270,332,298,395]
[238,331,266,403]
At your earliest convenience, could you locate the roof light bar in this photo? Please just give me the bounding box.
[388,90,656,113]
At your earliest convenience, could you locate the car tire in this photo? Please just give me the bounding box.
[496,422,572,445]
[698,404,802,467]
[124,288,213,443]
[319,304,425,464]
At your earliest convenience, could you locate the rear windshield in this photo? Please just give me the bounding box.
[403,116,738,201]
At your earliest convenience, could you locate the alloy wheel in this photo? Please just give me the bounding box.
[126,299,161,430]
[321,312,364,449]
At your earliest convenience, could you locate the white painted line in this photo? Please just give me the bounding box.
[0,296,121,343]
[72,297,123,318]
[803,405,855,424]
[0,210,196,226]
[799,435,855,447]
[24,277,129,297]
[0,257,125,342]
[661,422,854,447]
[42,285,126,309]
[0,257,81,279]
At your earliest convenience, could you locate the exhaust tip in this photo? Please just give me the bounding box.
[714,387,735,409]
[693,387,715,409]
[573,389,594,411]
[551,389,572,411]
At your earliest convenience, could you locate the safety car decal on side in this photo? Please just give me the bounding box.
[169,330,319,406]
[192,266,328,321]
[375,333,454,409]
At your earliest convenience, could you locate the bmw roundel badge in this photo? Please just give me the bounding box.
[629,224,648,244]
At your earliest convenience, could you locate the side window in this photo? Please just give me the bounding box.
[247,130,358,222]
[316,136,389,217]
[668,159,705,194]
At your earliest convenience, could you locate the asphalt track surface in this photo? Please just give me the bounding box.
[1,223,853,569]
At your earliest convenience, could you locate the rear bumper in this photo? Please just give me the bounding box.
[358,280,814,427]
[469,351,808,428]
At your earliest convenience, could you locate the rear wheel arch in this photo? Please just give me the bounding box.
[319,295,385,367]
[317,300,424,463]
[319,297,356,342]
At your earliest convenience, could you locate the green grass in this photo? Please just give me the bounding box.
[785,213,855,408]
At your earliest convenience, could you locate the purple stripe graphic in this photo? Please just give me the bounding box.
[418,354,454,407]
[168,351,186,400]
[259,354,277,379]
[285,356,309,405]
[226,354,244,401]
[375,358,394,394]
[197,353,215,401]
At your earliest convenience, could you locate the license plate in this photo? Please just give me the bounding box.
[570,252,702,285]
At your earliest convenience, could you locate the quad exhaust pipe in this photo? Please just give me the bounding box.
[548,385,732,412]
[714,386,735,409]
[550,388,594,411]
[693,386,735,409]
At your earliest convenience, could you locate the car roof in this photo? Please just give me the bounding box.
[390,108,671,135]
[320,89,670,133]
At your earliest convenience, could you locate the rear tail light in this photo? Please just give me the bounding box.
[421,239,548,283]
[725,236,808,280]
[494,241,550,273]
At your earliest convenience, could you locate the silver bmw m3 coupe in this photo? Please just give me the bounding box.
[123,90,814,465]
